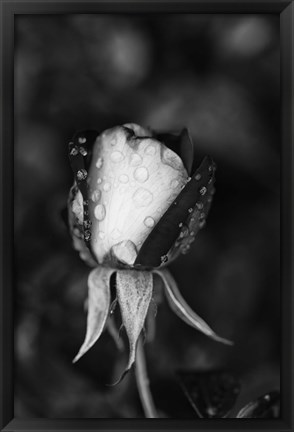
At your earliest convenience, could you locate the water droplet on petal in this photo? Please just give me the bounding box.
[97,178,102,184]
[96,157,103,169]
[179,222,183,228]
[111,151,124,163]
[119,174,129,184]
[76,169,87,181]
[200,186,207,196]
[94,204,106,221]
[78,136,86,144]
[79,147,87,156]
[70,147,78,156]
[133,188,153,207]
[195,173,201,181]
[84,220,92,229]
[134,166,149,183]
[91,190,101,202]
[171,179,179,189]
[103,182,111,192]
[188,208,193,213]
[162,147,183,171]
[111,228,121,239]
[84,230,91,241]
[130,153,142,167]
[144,216,155,228]
[145,145,156,155]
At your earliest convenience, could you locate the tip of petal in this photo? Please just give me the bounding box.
[211,334,234,346]
[106,368,131,387]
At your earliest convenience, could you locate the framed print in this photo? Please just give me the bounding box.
[0,1,293,431]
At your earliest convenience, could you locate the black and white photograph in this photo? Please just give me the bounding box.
[8,7,285,423]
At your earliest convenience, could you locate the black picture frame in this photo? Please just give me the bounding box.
[0,1,293,431]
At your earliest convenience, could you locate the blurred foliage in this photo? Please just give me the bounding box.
[14,14,280,418]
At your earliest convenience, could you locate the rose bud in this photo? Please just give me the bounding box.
[68,124,232,382]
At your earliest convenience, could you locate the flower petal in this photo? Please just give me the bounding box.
[155,128,194,175]
[135,156,215,268]
[115,270,153,381]
[88,126,187,265]
[68,130,99,259]
[156,269,233,345]
[68,184,97,267]
[73,267,113,363]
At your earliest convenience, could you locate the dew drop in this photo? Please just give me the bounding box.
[171,179,179,189]
[119,174,129,184]
[130,153,143,167]
[97,178,102,184]
[200,186,207,196]
[91,190,101,202]
[134,166,149,183]
[70,147,78,156]
[84,230,91,241]
[188,208,193,213]
[179,222,183,228]
[103,182,111,192]
[199,220,206,229]
[84,220,92,229]
[78,136,86,144]
[133,188,153,207]
[94,204,106,221]
[195,173,201,181]
[96,157,103,169]
[79,147,87,156]
[76,169,87,181]
[111,228,121,239]
[111,151,124,163]
[145,145,156,155]
[144,216,155,228]
[162,147,183,171]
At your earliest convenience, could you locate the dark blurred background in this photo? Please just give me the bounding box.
[14,14,280,418]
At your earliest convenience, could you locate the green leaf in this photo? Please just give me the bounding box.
[156,269,233,345]
[115,270,153,382]
[73,267,113,363]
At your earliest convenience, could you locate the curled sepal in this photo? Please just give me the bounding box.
[73,267,114,363]
[155,269,233,346]
[115,270,153,382]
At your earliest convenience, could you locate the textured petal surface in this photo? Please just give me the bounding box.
[73,267,113,363]
[115,270,153,379]
[156,269,233,345]
[87,126,188,265]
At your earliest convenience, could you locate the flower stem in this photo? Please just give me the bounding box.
[135,337,158,418]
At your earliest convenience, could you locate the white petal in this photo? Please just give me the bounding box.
[73,267,114,363]
[88,126,188,264]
